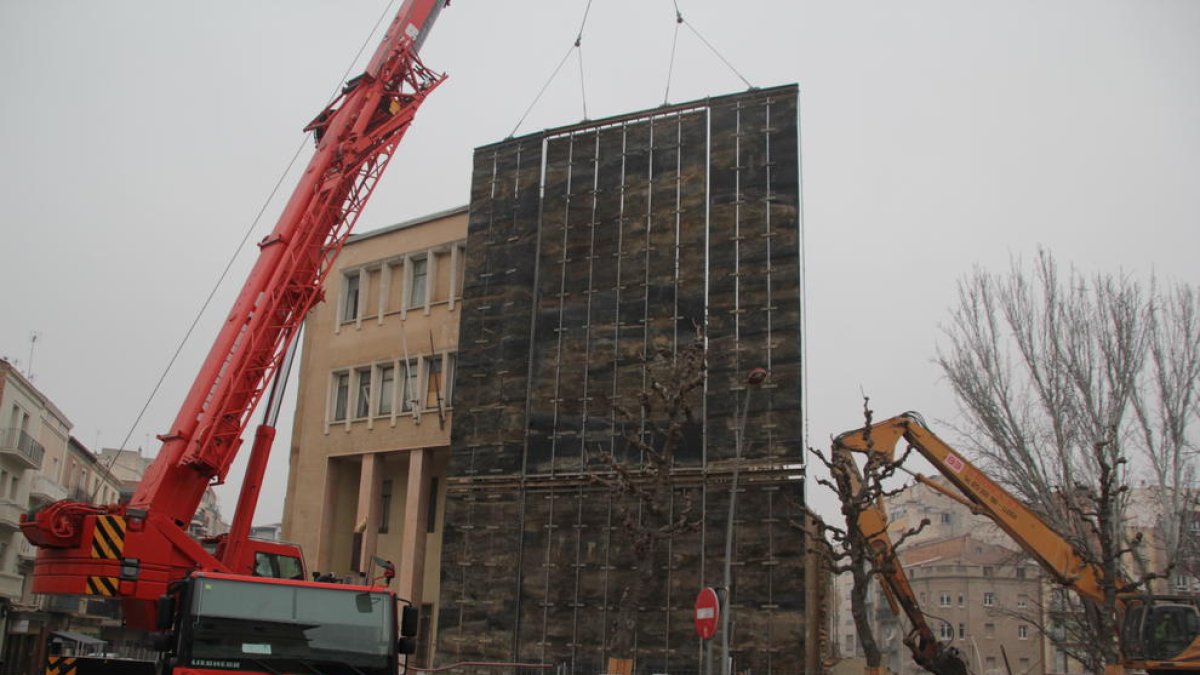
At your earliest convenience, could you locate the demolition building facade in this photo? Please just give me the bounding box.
[436,85,809,672]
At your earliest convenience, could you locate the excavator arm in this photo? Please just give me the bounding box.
[834,446,969,675]
[21,0,448,630]
[833,412,1108,602]
[833,412,1200,673]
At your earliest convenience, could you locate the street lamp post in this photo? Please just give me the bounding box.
[720,367,768,675]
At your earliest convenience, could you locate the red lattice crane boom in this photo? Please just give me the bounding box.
[21,0,448,631]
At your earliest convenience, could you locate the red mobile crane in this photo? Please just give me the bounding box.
[21,1,447,672]
[834,412,1200,675]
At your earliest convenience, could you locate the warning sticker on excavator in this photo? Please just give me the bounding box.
[945,453,965,473]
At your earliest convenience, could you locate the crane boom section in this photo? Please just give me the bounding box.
[833,413,1107,603]
[133,0,447,525]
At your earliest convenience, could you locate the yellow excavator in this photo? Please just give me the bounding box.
[835,445,971,675]
[833,411,1200,675]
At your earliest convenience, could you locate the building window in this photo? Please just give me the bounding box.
[343,272,361,322]
[445,353,456,406]
[939,592,951,607]
[1017,624,1029,640]
[983,566,994,577]
[939,623,952,640]
[379,365,395,415]
[409,257,428,308]
[426,356,444,409]
[1176,575,1191,591]
[355,368,372,418]
[332,372,350,421]
[379,480,392,534]
[940,512,951,524]
[919,592,927,604]
[984,623,995,638]
[983,592,995,606]
[959,623,966,639]
[1016,566,1026,579]
[957,593,965,607]
[1017,595,1028,608]
[401,360,418,412]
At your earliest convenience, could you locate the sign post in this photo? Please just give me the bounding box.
[695,587,720,675]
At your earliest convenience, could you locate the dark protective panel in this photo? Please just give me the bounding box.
[440,86,806,673]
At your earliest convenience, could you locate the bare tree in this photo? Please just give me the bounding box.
[809,401,928,673]
[589,332,706,663]
[937,249,1200,668]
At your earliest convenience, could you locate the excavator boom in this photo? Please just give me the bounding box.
[833,411,1200,673]
[834,446,969,675]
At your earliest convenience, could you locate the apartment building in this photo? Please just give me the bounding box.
[0,360,147,673]
[281,205,467,665]
[0,358,56,666]
[892,535,1041,675]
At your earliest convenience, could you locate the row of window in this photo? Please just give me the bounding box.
[330,353,457,422]
[911,564,1029,578]
[928,591,1028,609]
[935,621,1030,640]
[340,243,466,324]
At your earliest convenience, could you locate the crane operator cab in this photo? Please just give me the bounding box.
[1121,596,1200,661]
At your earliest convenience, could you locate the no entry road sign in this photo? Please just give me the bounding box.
[694,587,720,640]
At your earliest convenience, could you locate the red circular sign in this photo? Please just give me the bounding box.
[694,587,720,640]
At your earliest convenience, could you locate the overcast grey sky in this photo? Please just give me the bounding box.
[2,1,1197,527]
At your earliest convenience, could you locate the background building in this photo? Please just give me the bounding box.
[887,535,1041,675]
[0,359,155,673]
[281,205,468,666]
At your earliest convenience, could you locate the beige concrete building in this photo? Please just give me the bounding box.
[0,357,56,667]
[834,475,1086,675]
[282,205,467,663]
[892,534,1042,675]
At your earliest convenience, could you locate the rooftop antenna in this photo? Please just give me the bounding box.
[26,331,39,380]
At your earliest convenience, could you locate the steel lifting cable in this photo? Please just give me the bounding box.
[508,0,595,138]
[91,0,402,501]
[662,0,754,105]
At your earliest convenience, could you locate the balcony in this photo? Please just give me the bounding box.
[85,598,120,620]
[30,474,67,506]
[0,428,45,469]
[0,500,24,529]
[0,571,23,599]
[45,594,80,614]
[17,538,37,562]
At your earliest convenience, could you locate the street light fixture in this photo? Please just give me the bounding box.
[720,367,768,675]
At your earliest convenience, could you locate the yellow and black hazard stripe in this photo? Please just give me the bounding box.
[45,655,76,675]
[86,575,119,596]
[90,515,126,560]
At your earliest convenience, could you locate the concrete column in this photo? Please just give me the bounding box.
[355,453,384,575]
[398,448,432,604]
[317,459,340,573]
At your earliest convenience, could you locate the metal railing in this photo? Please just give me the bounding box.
[0,427,45,468]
